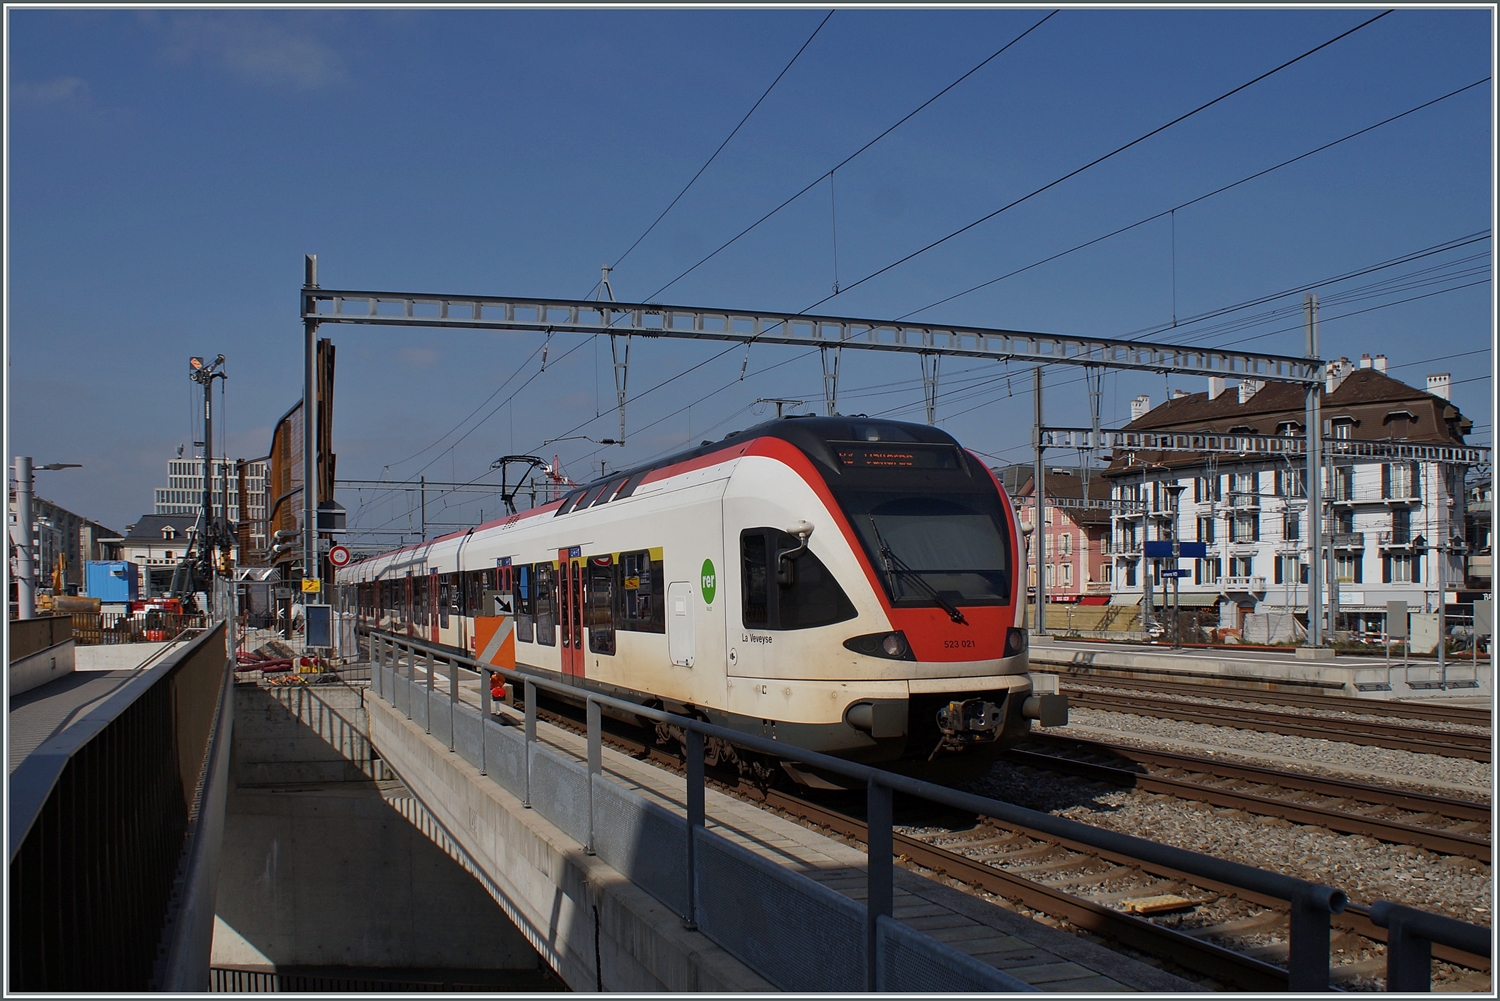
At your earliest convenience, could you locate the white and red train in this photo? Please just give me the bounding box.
[339,416,1063,779]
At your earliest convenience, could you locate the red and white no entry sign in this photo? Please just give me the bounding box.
[328,545,351,568]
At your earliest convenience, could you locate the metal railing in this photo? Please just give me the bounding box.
[1331,532,1365,549]
[8,623,233,991]
[1216,575,1267,592]
[1365,901,1492,991]
[359,627,1472,992]
[69,610,209,645]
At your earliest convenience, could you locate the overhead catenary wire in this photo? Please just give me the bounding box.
[894,77,1489,323]
[796,10,1394,315]
[637,10,1059,303]
[608,10,836,276]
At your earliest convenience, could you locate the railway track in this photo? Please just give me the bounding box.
[508,685,1489,991]
[1052,673,1492,726]
[1061,686,1492,762]
[1005,733,1492,860]
[763,789,1491,991]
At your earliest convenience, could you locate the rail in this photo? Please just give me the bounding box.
[8,623,233,991]
[355,627,1478,992]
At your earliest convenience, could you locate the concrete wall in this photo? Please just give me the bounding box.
[212,683,542,974]
[9,640,75,696]
[365,695,770,993]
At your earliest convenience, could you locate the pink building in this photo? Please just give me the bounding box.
[1013,470,1112,604]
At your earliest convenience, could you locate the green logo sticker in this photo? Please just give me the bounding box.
[700,559,717,605]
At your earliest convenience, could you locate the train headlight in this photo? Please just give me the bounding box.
[1005,627,1028,657]
[843,631,916,661]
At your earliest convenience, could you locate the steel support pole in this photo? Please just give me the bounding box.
[1032,367,1048,636]
[683,728,704,931]
[1385,915,1434,992]
[865,778,893,992]
[303,254,319,601]
[14,457,34,618]
[1304,294,1323,647]
[406,642,415,719]
[424,651,433,734]
[478,662,489,775]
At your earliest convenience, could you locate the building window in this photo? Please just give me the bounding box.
[1385,463,1418,500]
[1276,468,1305,498]
[1283,509,1301,541]
[1231,513,1259,543]
[1335,552,1362,583]
[1123,561,1137,587]
[1197,517,1216,545]
[1231,472,1256,495]
[1274,555,1308,585]
[1332,467,1354,502]
[1058,533,1072,556]
[1390,508,1411,545]
[1101,563,1112,584]
[1384,554,1419,583]
[1062,563,1073,587]
[162,526,176,540]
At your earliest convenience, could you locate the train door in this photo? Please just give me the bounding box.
[429,570,440,643]
[558,548,586,677]
[667,581,695,667]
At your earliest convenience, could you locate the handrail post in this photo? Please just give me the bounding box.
[478,665,490,776]
[405,642,415,720]
[1288,884,1342,991]
[374,635,384,699]
[523,679,536,808]
[448,655,458,752]
[424,650,434,734]
[586,698,601,855]
[683,728,704,931]
[865,777,893,992]
[1384,910,1433,992]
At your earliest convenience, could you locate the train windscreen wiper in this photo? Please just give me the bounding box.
[867,515,968,625]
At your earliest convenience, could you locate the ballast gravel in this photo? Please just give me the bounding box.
[962,763,1492,926]
[1053,707,1493,799]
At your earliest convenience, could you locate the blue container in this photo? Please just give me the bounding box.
[86,561,139,602]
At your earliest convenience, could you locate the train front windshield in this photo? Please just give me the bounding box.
[827,441,1012,607]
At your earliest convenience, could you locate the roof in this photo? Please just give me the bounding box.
[120,513,200,543]
[1106,366,1472,475]
[1009,469,1113,525]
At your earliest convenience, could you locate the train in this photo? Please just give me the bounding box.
[338,415,1066,784]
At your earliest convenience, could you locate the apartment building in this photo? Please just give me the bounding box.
[1106,355,1477,634]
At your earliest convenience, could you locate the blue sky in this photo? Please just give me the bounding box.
[7,7,1493,541]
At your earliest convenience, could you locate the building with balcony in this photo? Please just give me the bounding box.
[1104,354,1477,635]
[1464,477,1491,591]
[1005,468,1113,603]
[6,488,121,596]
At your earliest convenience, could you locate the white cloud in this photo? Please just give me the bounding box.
[11,76,93,109]
[158,14,347,91]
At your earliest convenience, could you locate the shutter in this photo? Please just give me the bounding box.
[1382,555,1391,584]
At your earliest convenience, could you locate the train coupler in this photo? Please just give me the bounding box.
[928,698,1004,760]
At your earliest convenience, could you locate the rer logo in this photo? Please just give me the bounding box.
[700,559,717,606]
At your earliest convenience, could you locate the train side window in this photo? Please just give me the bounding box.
[741,534,770,628]
[612,469,651,501]
[740,528,856,630]
[515,564,535,643]
[586,556,617,654]
[463,569,485,617]
[555,490,586,516]
[618,550,665,633]
[534,563,557,645]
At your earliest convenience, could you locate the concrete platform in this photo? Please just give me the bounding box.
[376,661,1192,993]
[9,669,136,773]
[1027,637,1492,701]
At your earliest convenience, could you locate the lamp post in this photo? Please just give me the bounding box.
[10,458,81,618]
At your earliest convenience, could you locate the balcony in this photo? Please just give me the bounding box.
[1217,575,1266,593]
[1331,532,1365,550]
[1228,494,1260,510]
[1378,531,1419,549]
[1467,554,1492,581]
[1084,581,1112,595]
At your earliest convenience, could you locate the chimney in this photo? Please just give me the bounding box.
[1326,357,1352,394]
[1359,354,1372,369]
[1171,389,1190,400]
[1130,395,1151,421]
[1237,379,1264,404]
[1427,373,1451,400]
[1373,354,1388,372]
[1208,375,1226,400]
